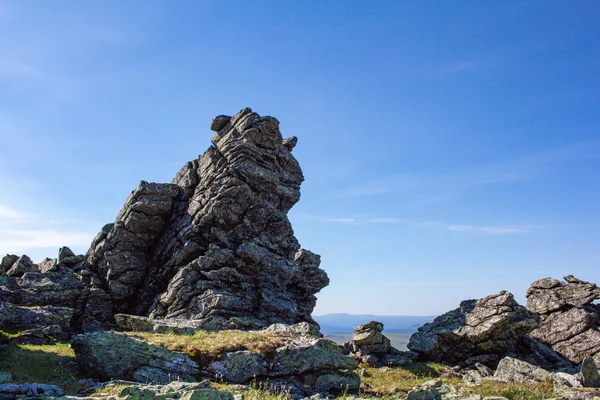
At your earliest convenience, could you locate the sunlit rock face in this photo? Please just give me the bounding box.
[527,275,600,365]
[82,108,329,331]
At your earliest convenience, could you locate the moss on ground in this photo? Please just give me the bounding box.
[0,341,81,394]
[127,330,292,365]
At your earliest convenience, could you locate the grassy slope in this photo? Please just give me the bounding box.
[0,329,577,400]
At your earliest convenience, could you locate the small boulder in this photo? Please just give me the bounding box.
[493,357,552,383]
[6,255,38,277]
[38,258,58,273]
[581,357,600,388]
[0,255,18,274]
[71,331,199,383]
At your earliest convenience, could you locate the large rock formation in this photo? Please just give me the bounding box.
[527,275,600,365]
[408,291,540,365]
[79,108,328,331]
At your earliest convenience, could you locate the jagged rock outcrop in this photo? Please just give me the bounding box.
[408,291,540,366]
[80,108,328,331]
[71,331,200,384]
[527,275,600,365]
[342,321,413,367]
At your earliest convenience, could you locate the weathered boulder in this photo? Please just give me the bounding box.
[0,255,18,275]
[351,321,391,355]
[408,291,539,365]
[208,351,267,383]
[6,255,37,277]
[343,320,412,367]
[270,336,358,376]
[0,383,64,398]
[0,301,73,330]
[406,378,458,400]
[80,108,328,331]
[553,372,583,388]
[527,276,600,365]
[493,357,552,383]
[38,257,58,273]
[71,331,199,383]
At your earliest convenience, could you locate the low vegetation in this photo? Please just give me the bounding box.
[127,329,292,363]
[0,330,571,400]
[0,339,81,394]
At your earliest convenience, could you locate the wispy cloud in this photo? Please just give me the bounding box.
[0,204,29,220]
[320,217,357,223]
[0,202,96,259]
[365,218,405,224]
[340,140,600,199]
[300,214,533,235]
[443,224,530,235]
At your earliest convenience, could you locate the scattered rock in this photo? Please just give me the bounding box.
[553,372,583,388]
[406,378,458,400]
[0,255,18,275]
[0,301,73,330]
[270,336,358,376]
[38,257,58,273]
[71,331,200,383]
[262,322,321,337]
[0,383,64,398]
[6,255,38,277]
[408,291,540,365]
[208,351,267,383]
[581,357,600,388]
[493,357,552,383]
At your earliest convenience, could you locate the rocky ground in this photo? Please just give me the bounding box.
[1,109,600,399]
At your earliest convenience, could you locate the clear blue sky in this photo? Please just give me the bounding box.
[1,1,599,316]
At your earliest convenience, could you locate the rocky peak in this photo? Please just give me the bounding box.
[80,108,328,331]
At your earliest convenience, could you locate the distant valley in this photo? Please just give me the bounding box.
[313,313,435,335]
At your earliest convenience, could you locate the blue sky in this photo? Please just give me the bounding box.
[1,1,599,316]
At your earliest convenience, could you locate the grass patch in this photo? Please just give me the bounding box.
[0,341,81,394]
[359,362,461,397]
[127,330,291,365]
[465,380,554,400]
[358,363,557,400]
[215,382,293,399]
[86,383,131,398]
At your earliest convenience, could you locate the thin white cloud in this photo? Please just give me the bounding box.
[320,217,356,223]
[302,214,537,235]
[444,224,530,235]
[0,204,29,220]
[365,218,405,224]
[0,202,96,259]
[0,229,93,253]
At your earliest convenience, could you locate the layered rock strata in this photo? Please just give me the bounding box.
[408,291,540,365]
[527,275,600,365]
[80,108,328,330]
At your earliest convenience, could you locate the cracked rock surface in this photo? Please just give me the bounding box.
[408,291,540,365]
[81,108,328,331]
[527,275,600,365]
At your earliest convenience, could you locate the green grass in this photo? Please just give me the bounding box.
[127,330,292,366]
[0,341,81,394]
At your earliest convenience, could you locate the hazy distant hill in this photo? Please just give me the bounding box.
[313,313,435,334]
